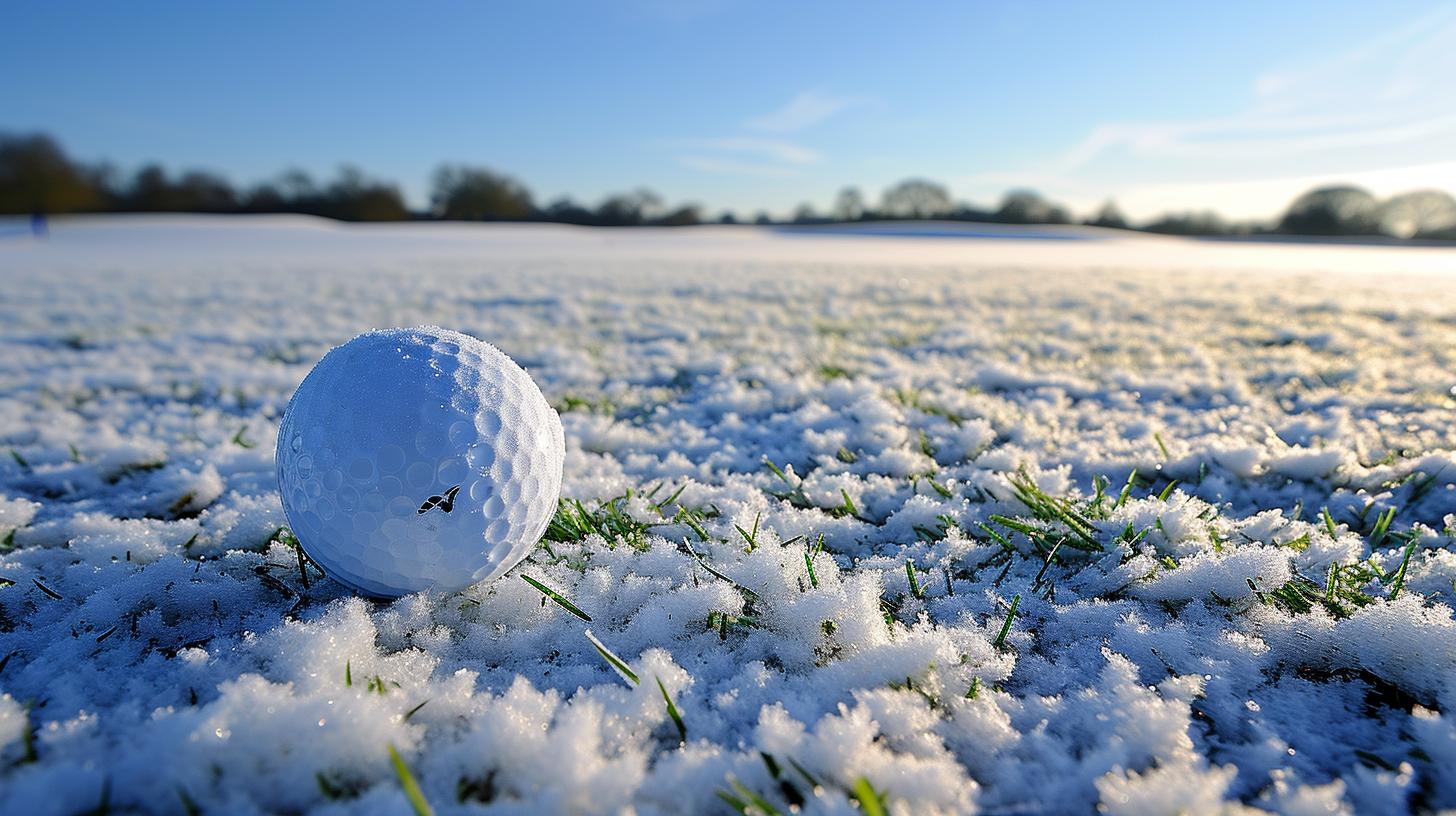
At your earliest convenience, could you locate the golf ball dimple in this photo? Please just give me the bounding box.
[276,326,565,598]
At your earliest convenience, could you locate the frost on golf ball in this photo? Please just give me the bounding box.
[276,326,564,597]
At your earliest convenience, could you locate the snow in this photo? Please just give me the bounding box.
[1,216,1455,813]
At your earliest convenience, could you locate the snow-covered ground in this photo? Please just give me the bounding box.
[2,216,1455,814]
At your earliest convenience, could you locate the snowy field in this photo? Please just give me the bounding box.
[3,216,1456,815]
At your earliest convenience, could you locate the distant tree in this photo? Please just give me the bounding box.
[792,202,822,224]
[1377,190,1456,239]
[88,160,124,207]
[172,170,238,212]
[1085,200,1128,229]
[945,202,993,222]
[431,164,533,221]
[119,164,238,213]
[121,165,175,211]
[655,204,702,226]
[241,170,319,214]
[995,189,1070,224]
[542,197,595,225]
[596,188,662,226]
[22,129,1456,237]
[1142,210,1228,236]
[277,169,319,202]
[881,178,951,219]
[1279,185,1381,236]
[832,186,866,221]
[322,166,409,221]
[241,182,287,213]
[0,133,102,214]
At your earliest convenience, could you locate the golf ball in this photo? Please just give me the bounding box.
[276,326,564,597]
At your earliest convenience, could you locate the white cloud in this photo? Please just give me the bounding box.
[744,91,861,133]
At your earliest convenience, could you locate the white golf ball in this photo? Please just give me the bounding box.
[276,326,564,598]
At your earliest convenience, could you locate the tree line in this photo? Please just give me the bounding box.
[3,132,1454,239]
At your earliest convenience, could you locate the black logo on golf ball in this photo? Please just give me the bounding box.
[417,484,461,515]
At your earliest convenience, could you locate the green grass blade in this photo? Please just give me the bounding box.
[993,594,1020,649]
[763,457,791,483]
[231,425,256,448]
[585,629,639,685]
[850,777,888,816]
[32,578,62,600]
[727,778,783,816]
[1369,506,1397,548]
[905,561,924,599]
[387,744,435,816]
[177,788,201,816]
[684,538,761,600]
[716,790,751,814]
[1388,536,1418,599]
[787,756,821,788]
[656,676,687,742]
[976,522,1016,552]
[522,574,592,621]
[1114,469,1139,509]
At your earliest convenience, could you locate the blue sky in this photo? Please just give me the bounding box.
[6,1,1454,220]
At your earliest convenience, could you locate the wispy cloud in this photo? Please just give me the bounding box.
[1056,8,1456,172]
[744,91,861,133]
[674,92,859,175]
[1056,111,1456,170]
[675,137,820,165]
[962,7,1456,219]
